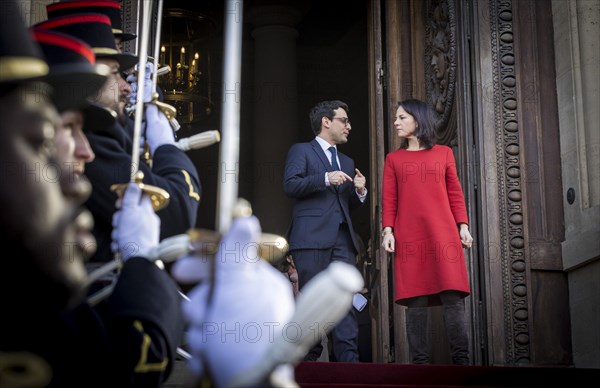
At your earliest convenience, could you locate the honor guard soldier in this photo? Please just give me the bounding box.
[0,2,184,386]
[35,13,202,264]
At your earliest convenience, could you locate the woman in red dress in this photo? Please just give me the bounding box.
[381,99,473,365]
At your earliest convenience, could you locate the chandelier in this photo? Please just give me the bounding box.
[158,8,216,127]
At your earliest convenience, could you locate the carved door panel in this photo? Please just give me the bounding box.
[395,0,570,366]
[420,0,485,365]
[367,0,393,364]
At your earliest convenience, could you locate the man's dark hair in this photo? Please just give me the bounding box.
[309,100,349,135]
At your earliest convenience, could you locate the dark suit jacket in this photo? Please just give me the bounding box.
[84,121,201,262]
[283,138,364,252]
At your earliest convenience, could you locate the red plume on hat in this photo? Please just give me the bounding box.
[47,0,137,42]
[33,13,138,71]
[31,28,116,131]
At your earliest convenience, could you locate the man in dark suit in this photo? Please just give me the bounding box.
[283,100,367,362]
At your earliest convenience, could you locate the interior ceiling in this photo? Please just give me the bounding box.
[295,1,365,46]
[162,0,365,47]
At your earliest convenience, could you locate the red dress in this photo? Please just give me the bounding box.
[382,145,470,306]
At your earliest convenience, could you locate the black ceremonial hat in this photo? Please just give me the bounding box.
[47,0,136,42]
[31,28,115,131]
[0,0,48,93]
[32,29,106,110]
[33,13,138,71]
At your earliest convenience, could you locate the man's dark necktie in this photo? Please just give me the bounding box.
[329,146,344,222]
[329,146,340,170]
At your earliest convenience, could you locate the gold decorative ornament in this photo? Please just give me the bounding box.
[110,171,170,211]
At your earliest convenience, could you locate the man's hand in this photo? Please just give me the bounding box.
[127,61,154,106]
[354,168,366,195]
[111,183,160,261]
[145,104,176,153]
[327,171,352,186]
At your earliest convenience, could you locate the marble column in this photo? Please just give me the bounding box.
[247,3,303,235]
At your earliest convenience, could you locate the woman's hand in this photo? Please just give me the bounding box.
[459,223,473,248]
[381,230,395,253]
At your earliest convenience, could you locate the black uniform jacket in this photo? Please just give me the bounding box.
[84,121,201,262]
[1,258,185,387]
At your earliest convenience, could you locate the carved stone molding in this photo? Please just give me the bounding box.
[488,0,531,364]
[121,0,138,54]
[425,0,457,146]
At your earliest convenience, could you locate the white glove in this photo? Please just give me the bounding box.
[111,183,160,261]
[145,103,176,154]
[126,61,155,106]
[181,215,296,387]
